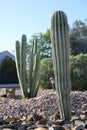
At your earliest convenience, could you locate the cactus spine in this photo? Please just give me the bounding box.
[51,11,71,120]
[15,35,28,99]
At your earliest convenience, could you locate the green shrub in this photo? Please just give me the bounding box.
[39,58,54,89]
[39,54,87,91]
[70,53,87,91]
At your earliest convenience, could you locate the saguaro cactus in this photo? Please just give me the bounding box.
[15,35,28,99]
[51,10,72,120]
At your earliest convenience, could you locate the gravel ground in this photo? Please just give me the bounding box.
[0,89,87,118]
[0,89,87,130]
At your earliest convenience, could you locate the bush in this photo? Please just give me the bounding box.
[39,58,54,89]
[39,54,87,91]
[70,53,87,91]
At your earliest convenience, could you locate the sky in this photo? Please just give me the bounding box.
[0,0,87,53]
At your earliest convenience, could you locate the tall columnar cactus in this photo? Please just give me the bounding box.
[51,11,72,121]
[15,35,28,99]
[28,38,40,98]
[15,35,40,99]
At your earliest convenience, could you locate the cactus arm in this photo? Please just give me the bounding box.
[32,39,40,97]
[15,41,20,80]
[15,35,28,99]
[28,40,34,96]
[15,40,23,96]
[28,52,33,96]
[30,54,40,97]
[20,35,28,98]
[33,38,37,55]
[28,38,40,98]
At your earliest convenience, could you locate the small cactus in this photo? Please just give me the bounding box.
[51,10,72,120]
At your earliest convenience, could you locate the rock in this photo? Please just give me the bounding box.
[80,114,86,120]
[49,127,54,130]
[84,124,87,128]
[32,113,44,121]
[37,118,48,125]
[20,115,27,122]
[35,127,48,130]
[0,88,7,95]
[84,110,87,119]
[2,128,14,130]
[53,119,63,126]
[71,110,76,115]
[47,120,53,127]
[0,88,16,98]
[52,125,66,130]
[63,124,73,130]
[71,115,80,125]
[0,117,4,124]
[62,121,73,130]
[75,110,83,117]
[72,125,85,130]
[7,88,16,98]
[17,125,26,130]
[82,104,87,111]
[49,111,60,122]
[49,110,58,115]
[74,120,85,126]
[4,116,19,123]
